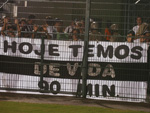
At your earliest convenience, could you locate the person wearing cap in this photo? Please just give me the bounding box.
[109,24,124,42]
[22,14,36,38]
[126,30,135,43]
[89,21,104,41]
[45,16,56,39]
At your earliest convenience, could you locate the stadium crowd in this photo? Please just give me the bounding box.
[0,14,150,43]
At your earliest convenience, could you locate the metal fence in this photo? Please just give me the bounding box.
[0,0,150,103]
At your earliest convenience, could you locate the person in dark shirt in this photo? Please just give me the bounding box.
[70,29,82,41]
[109,24,124,42]
[19,18,27,37]
[126,30,135,43]
[21,14,36,38]
[1,17,20,37]
[32,25,51,39]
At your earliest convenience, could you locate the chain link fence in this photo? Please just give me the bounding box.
[0,0,150,103]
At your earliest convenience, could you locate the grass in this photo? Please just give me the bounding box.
[0,101,149,113]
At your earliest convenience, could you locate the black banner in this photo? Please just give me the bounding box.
[0,55,148,81]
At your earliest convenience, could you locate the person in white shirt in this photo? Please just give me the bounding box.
[132,16,149,43]
[132,16,143,35]
[45,16,56,39]
[64,20,75,34]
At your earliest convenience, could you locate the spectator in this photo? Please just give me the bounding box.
[19,18,27,37]
[109,24,124,42]
[134,24,148,43]
[22,14,36,37]
[89,21,105,41]
[3,25,15,37]
[133,16,148,35]
[19,18,27,30]
[140,30,150,43]
[75,20,84,40]
[81,19,85,31]
[133,16,143,35]
[1,17,20,37]
[71,29,82,41]
[27,14,36,30]
[0,18,3,34]
[90,18,94,27]
[64,20,75,34]
[32,25,51,39]
[14,18,21,37]
[54,18,68,40]
[126,30,135,43]
[105,20,112,41]
[45,16,56,39]
[1,16,10,30]
[81,19,85,39]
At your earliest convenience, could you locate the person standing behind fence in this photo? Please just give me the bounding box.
[19,18,27,37]
[1,17,21,37]
[54,18,68,40]
[109,24,124,42]
[133,16,143,35]
[64,20,75,34]
[22,14,36,38]
[140,30,150,43]
[126,30,135,43]
[132,16,148,43]
[1,16,10,36]
[45,16,56,39]
[80,19,85,39]
[0,18,3,35]
[14,18,21,37]
[32,25,51,39]
[104,20,112,41]
[70,29,82,41]
[89,21,105,41]
[75,20,84,40]
[64,20,75,40]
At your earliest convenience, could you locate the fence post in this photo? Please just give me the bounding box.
[82,0,91,98]
[148,46,150,102]
[40,36,44,90]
